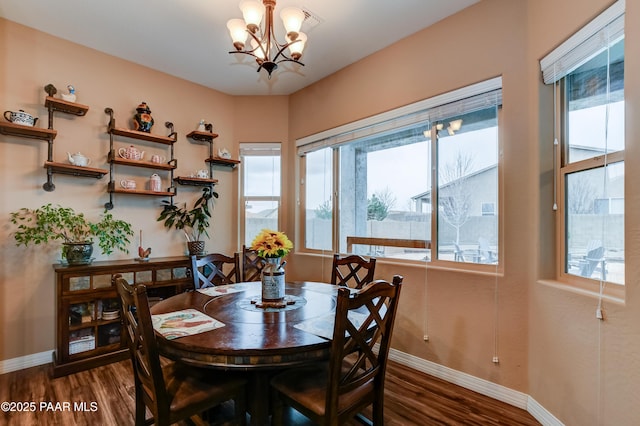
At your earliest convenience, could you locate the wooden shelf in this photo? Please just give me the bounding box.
[107,181,175,197]
[44,161,108,179]
[108,151,177,171]
[173,176,219,186]
[186,130,219,142]
[45,96,89,116]
[108,126,176,145]
[0,121,57,141]
[207,156,241,168]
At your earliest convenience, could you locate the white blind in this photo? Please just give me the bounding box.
[296,77,502,156]
[239,142,281,156]
[540,0,625,85]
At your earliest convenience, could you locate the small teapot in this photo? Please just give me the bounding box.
[4,109,38,127]
[118,145,145,161]
[67,152,91,167]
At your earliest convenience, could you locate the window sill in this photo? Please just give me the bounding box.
[537,278,625,305]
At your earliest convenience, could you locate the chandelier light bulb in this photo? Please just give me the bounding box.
[251,38,267,61]
[280,7,305,40]
[287,32,307,60]
[227,19,249,50]
[239,0,265,33]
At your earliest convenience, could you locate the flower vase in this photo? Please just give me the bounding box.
[261,257,285,302]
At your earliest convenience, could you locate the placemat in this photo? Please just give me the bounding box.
[152,308,224,340]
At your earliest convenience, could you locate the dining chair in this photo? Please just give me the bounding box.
[270,275,403,426]
[190,253,241,289]
[241,244,266,282]
[115,276,247,426]
[330,253,377,289]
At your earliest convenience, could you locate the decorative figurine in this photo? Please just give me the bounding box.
[197,119,206,132]
[61,85,76,102]
[218,148,232,159]
[133,102,154,132]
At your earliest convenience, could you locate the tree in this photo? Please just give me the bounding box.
[367,188,396,221]
[439,151,474,245]
[315,199,332,220]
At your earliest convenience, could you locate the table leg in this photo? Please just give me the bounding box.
[247,370,272,426]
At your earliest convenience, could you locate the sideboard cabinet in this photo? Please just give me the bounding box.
[53,256,192,377]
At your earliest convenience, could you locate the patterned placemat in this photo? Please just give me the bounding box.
[152,308,224,340]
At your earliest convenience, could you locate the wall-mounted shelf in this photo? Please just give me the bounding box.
[107,152,177,171]
[44,96,89,116]
[104,107,177,209]
[173,176,219,186]
[107,182,176,197]
[186,130,219,142]
[0,121,57,140]
[43,161,108,179]
[207,156,241,168]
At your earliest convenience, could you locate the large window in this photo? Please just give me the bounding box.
[298,78,501,264]
[240,143,281,247]
[540,0,625,286]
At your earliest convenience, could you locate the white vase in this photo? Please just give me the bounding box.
[261,257,285,302]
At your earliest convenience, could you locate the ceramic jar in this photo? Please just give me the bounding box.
[133,102,154,133]
[149,174,162,192]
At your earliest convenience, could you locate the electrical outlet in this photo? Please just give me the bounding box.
[423,335,429,341]
[492,356,499,364]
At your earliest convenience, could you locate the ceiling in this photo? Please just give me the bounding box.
[0,0,479,96]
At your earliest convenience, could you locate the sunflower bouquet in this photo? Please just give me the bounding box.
[251,229,293,258]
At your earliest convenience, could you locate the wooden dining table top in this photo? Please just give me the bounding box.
[150,281,340,370]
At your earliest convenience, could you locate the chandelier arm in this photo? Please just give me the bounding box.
[271,39,302,63]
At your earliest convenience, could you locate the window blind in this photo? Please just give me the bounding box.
[539,0,624,85]
[239,142,281,156]
[296,76,502,156]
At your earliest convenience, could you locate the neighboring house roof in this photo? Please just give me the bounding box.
[411,164,496,201]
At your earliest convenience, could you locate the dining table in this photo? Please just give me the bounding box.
[149,280,343,425]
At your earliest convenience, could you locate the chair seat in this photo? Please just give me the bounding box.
[270,362,374,418]
[164,363,247,422]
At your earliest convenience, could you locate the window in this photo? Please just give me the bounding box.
[240,143,281,247]
[540,0,625,286]
[298,78,501,264]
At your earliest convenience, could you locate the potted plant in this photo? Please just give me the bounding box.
[10,204,134,265]
[157,186,218,255]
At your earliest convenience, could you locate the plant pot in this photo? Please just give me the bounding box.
[63,242,94,265]
[187,241,206,256]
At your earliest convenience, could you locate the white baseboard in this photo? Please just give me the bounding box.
[388,348,564,426]
[1,347,563,425]
[0,350,53,375]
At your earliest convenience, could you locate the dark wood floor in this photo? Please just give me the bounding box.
[0,359,539,425]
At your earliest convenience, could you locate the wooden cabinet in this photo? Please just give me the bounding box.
[0,83,108,191]
[104,107,177,209]
[53,256,192,377]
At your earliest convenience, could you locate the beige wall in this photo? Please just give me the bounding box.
[1,0,639,423]
[0,18,289,360]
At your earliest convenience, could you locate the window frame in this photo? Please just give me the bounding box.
[297,78,503,271]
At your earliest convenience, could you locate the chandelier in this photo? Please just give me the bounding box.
[227,0,308,78]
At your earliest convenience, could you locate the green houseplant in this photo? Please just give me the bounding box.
[10,204,134,265]
[157,186,218,255]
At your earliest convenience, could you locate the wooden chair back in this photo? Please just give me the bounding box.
[115,276,169,424]
[242,245,265,282]
[191,253,241,289]
[330,253,377,289]
[326,275,403,423]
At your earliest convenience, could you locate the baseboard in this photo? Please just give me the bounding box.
[0,350,53,375]
[388,348,564,426]
[1,347,563,425]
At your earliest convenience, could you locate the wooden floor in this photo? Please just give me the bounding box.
[0,359,540,425]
